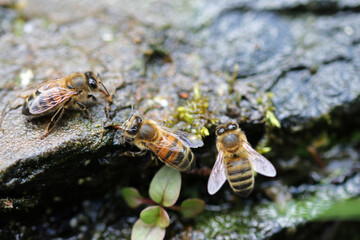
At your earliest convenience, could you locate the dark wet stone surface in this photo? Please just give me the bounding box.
[1,0,360,239]
[202,11,295,77]
[272,62,360,130]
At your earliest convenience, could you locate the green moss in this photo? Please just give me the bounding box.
[242,91,280,153]
[228,64,239,95]
[12,17,25,37]
[260,92,280,129]
[168,84,218,138]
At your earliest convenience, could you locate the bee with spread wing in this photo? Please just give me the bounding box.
[207,122,276,197]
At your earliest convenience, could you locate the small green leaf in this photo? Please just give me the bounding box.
[140,206,170,227]
[266,92,275,98]
[140,206,161,225]
[180,198,205,218]
[157,207,170,228]
[121,187,143,208]
[149,166,181,207]
[131,219,165,240]
[257,146,271,154]
[194,83,201,100]
[266,110,281,128]
[201,127,210,136]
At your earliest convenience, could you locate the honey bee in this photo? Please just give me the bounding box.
[22,71,110,138]
[116,115,204,171]
[207,122,276,197]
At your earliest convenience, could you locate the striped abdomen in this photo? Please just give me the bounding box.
[147,133,195,171]
[225,156,254,197]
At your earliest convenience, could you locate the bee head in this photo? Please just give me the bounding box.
[85,71,98,90]
[124,115,143,136]
[215,122,239,136]
[85,71,110,96]
[216,122,240,151]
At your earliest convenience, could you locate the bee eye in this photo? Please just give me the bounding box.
[217,128,225,135]
[228,124,237,130]
[128,126,138,135]
[89,78,98,90]
[136,117,142,124]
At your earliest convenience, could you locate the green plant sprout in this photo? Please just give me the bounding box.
[121,166,205,240]
[262,93,281,129]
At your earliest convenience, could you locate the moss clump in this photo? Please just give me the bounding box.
[167,84,218,139]
[254,92,281,153]
[258,92,280,129]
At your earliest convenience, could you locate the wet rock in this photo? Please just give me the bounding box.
[272,62,360,130]
[202,11,295,77]
[198,5,360,130]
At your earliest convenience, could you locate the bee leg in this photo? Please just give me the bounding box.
[143,154,159,168]
[41,106,65,139]
[104,95,112,119]
[151,154,159,166]
[75,101,93,121]
[87,94,97,102]
[120,150,147,157]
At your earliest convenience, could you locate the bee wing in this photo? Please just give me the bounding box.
[144,129,185,154]
[22,78,61,98]
[173,130,204,148]
[242,141,276,177]
[207,150,227,195]
[29,87,78,114]
[23,76,65,92]
[160,126,204,148]
[155,134,185,152]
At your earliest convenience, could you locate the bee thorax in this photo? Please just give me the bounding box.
[69,75,87,89]
[222,133,239,150]
[138,123,157,140]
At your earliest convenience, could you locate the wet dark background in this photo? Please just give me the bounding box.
[1,0,360,239]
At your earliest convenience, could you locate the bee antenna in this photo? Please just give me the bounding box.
[96,73,110,96]
[97,73,102,81]
[100,82,110,96]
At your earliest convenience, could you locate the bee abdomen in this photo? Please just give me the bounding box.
[22,93,36,116]
[154,136,194,171]
[173,147,195,171]
[22,101,31,115]
[226,157,254,197]
[164,146,194,171]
